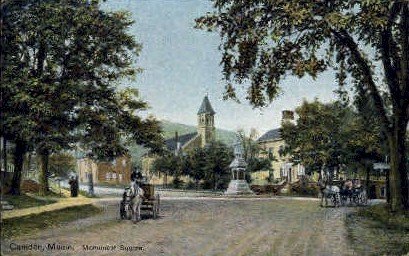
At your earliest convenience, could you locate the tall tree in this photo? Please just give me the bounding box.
[203,141,233,190]
[197,1,409,211]
[281,100,350,178]
[1,0,163,195]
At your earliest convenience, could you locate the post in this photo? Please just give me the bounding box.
[87,158,94,197]
[88,172,94,197]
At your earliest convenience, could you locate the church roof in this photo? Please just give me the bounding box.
[165,132,198,151]
[197,95,216,115]
[257,128,281,142]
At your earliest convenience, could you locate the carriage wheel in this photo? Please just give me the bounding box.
[126,206,132,220]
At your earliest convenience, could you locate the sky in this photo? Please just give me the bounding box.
[104,0,339,136]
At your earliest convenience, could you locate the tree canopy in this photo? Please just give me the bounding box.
[197,0,409,211]
[1,0,163,194]
[281,100,384,176]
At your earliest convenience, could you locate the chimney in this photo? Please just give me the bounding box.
[282,110,294,122]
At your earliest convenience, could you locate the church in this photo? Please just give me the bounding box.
[141,95,217,183]
[165,95,216,154]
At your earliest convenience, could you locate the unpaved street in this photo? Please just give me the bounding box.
[2,197,357,256]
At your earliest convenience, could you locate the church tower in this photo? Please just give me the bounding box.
[197,95,216,147]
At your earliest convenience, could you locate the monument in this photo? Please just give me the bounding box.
[225,135,254,195]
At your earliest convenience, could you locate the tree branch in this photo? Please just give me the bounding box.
[331,29,392,135]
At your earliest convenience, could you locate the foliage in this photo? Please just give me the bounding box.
[202,141,234,190]
[196,0,409,211]
[1,0,163,194]
[281,99,383,176]
[281,100,349,172]
[236,129,271,183]
[154,141,233,190]
[48,153,76,179]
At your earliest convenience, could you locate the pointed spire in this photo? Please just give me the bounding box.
[197,95,216,115]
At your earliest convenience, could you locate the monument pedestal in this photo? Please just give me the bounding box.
[225,179,253,195]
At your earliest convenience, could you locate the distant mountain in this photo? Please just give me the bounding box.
[161,120,236,145]
[128,121,236,165]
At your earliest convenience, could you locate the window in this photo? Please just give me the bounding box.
[112,172,117,179]
[119,174,123,182]
[122,159,126,167]
[268,147,274,159]
[105,172,111,180]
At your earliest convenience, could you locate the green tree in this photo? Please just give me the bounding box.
[202,141,234,190]
[48,153,76,179]
[152,153,178,188]
[237,129,271,183]
[281,100,350,175]
[184,149,207,189]
[197,1,409,211]
[1,0,163,195]
[281,99,384,184]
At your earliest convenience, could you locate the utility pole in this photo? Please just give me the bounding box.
[87,151,95,197]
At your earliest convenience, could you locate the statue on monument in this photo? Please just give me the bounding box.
[225,133,254,195]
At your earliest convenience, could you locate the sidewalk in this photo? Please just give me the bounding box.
[2,195,95,220]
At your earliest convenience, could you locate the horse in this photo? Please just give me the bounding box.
[319,184,341,207]
[340,179,353,205]
[339,179,368,206]
[130,181,144,223]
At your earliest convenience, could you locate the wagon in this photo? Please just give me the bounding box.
[120,183,160,220]
[140,184,160,219]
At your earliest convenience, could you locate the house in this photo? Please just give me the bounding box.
[77,155,132,185]
[256,110,306,184]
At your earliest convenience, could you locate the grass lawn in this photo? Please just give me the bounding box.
[2,204,102,239]
[1,194,57,209]
[346,203,409,256]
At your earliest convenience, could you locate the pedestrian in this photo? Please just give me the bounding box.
[69,176,75,197]
[73,175,79,197]
[69,174,79,197]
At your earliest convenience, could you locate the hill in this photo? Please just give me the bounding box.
[161,120,236,145]
[128,121,236,165]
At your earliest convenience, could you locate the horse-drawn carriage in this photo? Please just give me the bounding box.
[320,180,368,207]
[120,183,160,221]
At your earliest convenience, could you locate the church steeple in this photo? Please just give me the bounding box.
[197,95,216,147]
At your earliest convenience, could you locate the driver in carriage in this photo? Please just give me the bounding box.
[120,170,145,219]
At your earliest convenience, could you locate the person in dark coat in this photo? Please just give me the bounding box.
[69,175,79,197]
[73,175,79,197]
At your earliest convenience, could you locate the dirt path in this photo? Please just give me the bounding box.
[2,198,357,256]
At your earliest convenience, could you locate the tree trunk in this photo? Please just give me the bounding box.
[10,140,26,195]
[164,173,168,188]
[2,137,7,173]
[1,137,7,195]
[386,169,390,204]
[388,118,408,211]
[37,148,50,196]
[365,164,371,192]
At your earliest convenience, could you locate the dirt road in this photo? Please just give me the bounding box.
[2,197,357,256]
